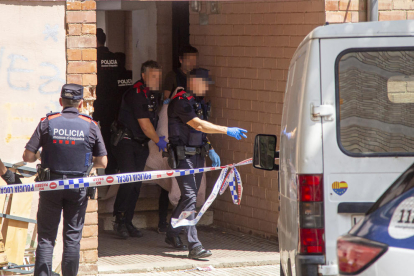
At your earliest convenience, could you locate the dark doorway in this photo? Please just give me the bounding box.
[172,1,190,70]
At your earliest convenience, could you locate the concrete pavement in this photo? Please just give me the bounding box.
[101,265,280,275]
[98,226,279,274]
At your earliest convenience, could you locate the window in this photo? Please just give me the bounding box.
[337,49,414,156]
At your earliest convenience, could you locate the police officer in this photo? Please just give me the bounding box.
[23,84,108,276]
[166,68,247,259]
[158,45,198,233]
[94,28,119,175]
[112,60,167,239]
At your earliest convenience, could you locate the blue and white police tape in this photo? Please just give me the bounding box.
[0,158,252,227]
[170,160,248,228]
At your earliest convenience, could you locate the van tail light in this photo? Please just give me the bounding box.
[298,174,325,254]
[337,235,387,274]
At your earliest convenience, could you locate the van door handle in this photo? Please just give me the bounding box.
[338,202,375,214]
[311,104,334,121]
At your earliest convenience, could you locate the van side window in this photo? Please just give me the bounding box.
[337,50,414,156]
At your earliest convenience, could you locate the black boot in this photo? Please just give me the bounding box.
[113,213,129,240]
[158,221,169,234]
[165,236,188,250]
[126,222,143,238]
[188,245,212,259]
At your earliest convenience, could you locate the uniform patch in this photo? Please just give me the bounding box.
[332,181,348,196]
[389,197,414,239]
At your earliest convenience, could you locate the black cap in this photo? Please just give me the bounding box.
[189,68,214,84]
[61,84,83,100]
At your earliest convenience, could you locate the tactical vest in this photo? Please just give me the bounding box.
[118,81,160,140]
[41,112,94,176]
[168,90,211,147]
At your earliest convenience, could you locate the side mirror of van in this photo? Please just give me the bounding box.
[253,134,278,171]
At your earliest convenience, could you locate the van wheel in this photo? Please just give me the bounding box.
[280,261,285,276]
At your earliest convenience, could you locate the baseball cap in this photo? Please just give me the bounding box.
[61,84,84,100]
[189,68,214,84]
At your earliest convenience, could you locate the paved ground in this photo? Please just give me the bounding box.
[98,226,279,274]
[102,265,280,275]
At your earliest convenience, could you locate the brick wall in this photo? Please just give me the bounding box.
[66,0,97,115]
[379,0,414,20]
[156,1,173,79]
[189,0,325,239]
[326,0,414,23]
[325,0,366,23]
[66,1,98,274]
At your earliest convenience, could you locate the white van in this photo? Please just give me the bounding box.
[253,20,414,276]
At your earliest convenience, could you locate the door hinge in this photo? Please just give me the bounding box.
[311,104,334,121]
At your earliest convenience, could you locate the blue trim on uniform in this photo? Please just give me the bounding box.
[85,152,91,166]
[351,188,414,250]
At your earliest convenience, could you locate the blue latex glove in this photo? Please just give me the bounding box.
[226,128,248,140]
[163,99,171,105]
[209,149,221,167]
[156,136,168,152]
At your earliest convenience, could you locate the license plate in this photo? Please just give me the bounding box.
[351,215,364,226]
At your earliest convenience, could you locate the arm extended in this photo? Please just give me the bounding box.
[187,117,227,134]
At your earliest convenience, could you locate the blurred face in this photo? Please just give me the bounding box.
[189,77,208,96]
[142,68,161,91]
[180,53,198,73]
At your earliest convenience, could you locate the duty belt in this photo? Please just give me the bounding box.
[122,128,150,144]
[50,172,85,180]
[179,146,204,155]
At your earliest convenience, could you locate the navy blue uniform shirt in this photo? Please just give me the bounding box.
[25,107,107,157]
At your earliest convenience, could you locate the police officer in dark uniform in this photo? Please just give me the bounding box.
[94,28,119,175]
[113,52,133,120]
[112,60,167,239]
[23,84,108,276]
[166,68,247,259]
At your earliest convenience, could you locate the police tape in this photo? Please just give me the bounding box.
[0,158,252,227]
[171,159,249,228]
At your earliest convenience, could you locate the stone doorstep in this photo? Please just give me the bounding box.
[99,210,214,231]
[98,255,280,274]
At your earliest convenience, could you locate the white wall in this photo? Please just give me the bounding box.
[0,1,66,164]
[96,1,157,81]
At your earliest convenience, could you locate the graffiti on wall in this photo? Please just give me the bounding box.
[0,2,66,162]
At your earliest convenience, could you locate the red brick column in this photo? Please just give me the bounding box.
[66,0,97,115]
[66,1,98,275]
